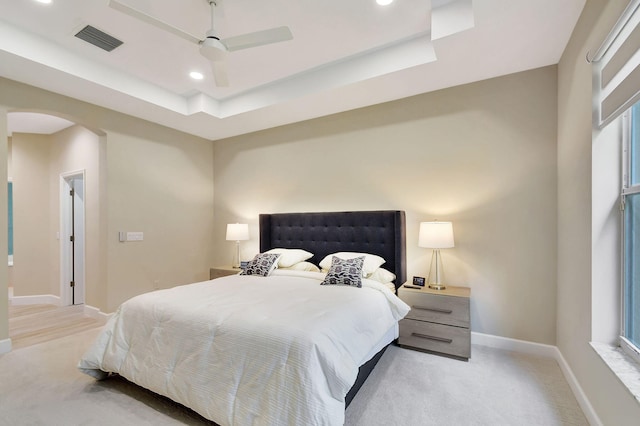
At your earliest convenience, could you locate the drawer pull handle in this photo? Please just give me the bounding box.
[413,305,452,314]
[411,332,453,344]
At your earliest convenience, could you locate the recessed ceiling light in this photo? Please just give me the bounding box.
[376,0,393,5]
[35,0,52,4]
[189,71,204,80]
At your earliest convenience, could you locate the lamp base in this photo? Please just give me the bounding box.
[428,283,446,290]
[427,249,446,290]
[232,241,240,269]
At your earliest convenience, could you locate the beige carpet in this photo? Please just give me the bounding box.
[0,327,588,425]
[345,344,588,426]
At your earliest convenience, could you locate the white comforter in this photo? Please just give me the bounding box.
[78,270,409,426]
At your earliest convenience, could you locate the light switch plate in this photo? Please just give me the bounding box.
[126,231,144,241]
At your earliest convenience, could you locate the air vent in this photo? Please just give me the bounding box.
[75,25,123,52]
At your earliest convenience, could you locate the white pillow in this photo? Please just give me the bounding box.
[280,261,321,272]
[367,267,396,284]
[266,248,313,268]
[382,282,396,292]
[319,252,385,277]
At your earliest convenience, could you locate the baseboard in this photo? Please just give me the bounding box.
[83,304,112,323]
[0,338,12,354]
[7,293,110,322]
[472,331,602,426]
[554,346,603,426]
[9,294,61,306]
[471,332,558,357]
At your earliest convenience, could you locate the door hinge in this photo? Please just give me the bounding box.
[70,281,75,287]
[70,235,74,242]
[70,189,74,196]
[621,197,626,212]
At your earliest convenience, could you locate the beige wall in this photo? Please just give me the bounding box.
[106,128,214,311]
[557,0,640,424]
[10,133,51,296]
[0,109,8,344]
[0,77,214,315]
[7,137,12,177]
[214,66,559,345]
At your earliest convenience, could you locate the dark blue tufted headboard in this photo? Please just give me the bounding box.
[259,210,406,289]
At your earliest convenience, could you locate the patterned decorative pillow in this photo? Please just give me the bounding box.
[319,252,385,276]
[241,253,281,277]
[320,256,365,288]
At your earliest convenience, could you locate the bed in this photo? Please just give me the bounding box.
[79,210,409,426]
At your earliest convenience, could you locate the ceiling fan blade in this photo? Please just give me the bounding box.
[222,26,293,52]
[211,61,229,87]
[108,0,201,45]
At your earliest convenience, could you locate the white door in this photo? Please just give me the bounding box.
[61,172,85,306]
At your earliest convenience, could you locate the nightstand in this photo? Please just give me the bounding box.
[397,284,471,360]
[209,266,240,280]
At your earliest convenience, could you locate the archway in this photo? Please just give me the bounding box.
[6,110,106,312]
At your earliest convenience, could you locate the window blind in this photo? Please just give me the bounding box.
[594,0,640,129]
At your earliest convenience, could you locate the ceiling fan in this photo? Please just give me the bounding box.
[108,0,293,87]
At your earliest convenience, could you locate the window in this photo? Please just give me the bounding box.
[622,102,640,362]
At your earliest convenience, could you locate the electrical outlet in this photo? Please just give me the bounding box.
[153,280,160,290]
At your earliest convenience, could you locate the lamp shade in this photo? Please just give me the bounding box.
[418,221,454,248]
[226,223,249,241]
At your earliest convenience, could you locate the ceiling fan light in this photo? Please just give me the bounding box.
[200,37,228,61]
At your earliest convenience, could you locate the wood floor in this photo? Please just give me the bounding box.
[8,304,103,350]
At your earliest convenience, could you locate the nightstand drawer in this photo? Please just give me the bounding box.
[402,292,469,328]
[398,319,470,359]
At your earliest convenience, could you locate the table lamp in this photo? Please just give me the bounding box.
[226,223,249,268]
[418,221,455,290]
